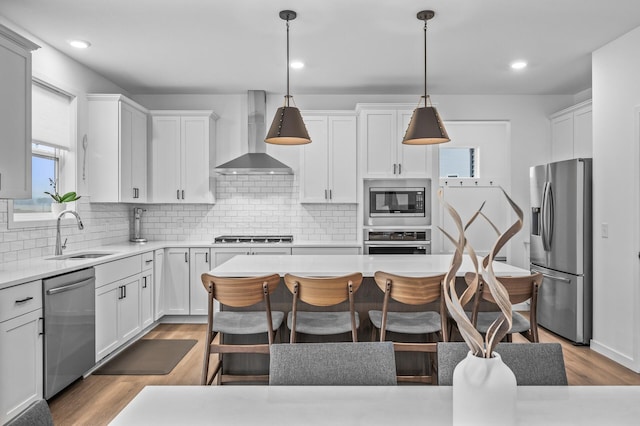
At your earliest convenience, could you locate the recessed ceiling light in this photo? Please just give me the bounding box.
[511,60,527,70]
[69,40,91,49]
[290,61,304,69]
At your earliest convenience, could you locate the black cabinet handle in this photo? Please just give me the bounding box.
[15,296,34,304]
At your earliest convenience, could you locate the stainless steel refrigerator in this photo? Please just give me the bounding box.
[529,158,592,344]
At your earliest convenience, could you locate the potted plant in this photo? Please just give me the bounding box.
[45,178,81,215]
[439,188,523,425]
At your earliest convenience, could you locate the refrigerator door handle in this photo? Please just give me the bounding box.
[539,272,571,283]
[541,182,549,250]
[542,182,554,251]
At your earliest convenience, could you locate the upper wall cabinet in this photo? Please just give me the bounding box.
[299,112,357,203]
[88,94,149,202]
[149,111,218,204]
[358,106,434,179]
[550,100,592,162]
[0,25,39,199]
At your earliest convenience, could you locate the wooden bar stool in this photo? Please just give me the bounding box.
[283,273,363,343]
[200,273,284,385]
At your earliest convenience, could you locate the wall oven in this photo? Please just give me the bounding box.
[363,229,431,255]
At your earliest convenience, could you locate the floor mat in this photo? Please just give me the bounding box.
[93,339,197,375]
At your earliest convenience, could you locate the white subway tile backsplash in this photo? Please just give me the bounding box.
[0,175,357,262]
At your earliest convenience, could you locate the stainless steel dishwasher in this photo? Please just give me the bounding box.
[43,267,95,399]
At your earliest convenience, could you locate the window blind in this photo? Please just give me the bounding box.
[32,82,72,150]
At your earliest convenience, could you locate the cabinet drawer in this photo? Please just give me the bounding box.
[95,255,142,288]
[0,280,42,323]
[142,251,154,271]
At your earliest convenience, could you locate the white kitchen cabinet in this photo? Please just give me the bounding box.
[359,107,433,178]
[149,111,218,203]
[189,248,211,315]
[300,113,357,203]
[0,280,43,424]
[163,248,190,315]
[87,94,149,202]
[153,249,165,321]
[0,25,38,199]
[140,251,154,328]
[291,247,360,255]
[95,255,143,361]
[550,100,592,162]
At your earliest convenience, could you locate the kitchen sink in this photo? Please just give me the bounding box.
[47,251,117,260]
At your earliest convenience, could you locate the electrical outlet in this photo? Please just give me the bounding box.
[601,223,609,238]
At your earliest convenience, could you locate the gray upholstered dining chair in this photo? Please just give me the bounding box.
[437,342,568,385]
[5,399,54,426]
[269,341,397,385]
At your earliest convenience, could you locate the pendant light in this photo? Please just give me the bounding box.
[265,10,311,145]
[403,10,450,145]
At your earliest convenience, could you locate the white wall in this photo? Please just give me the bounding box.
[591,26,640,372]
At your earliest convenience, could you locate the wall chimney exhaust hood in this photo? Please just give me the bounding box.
[214,90,293,175]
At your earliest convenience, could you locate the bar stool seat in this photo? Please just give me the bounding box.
[369,310,441,335]
[214,311,285,335]
[286,311,360,336]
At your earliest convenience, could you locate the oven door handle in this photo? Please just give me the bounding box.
[364,241,431,246]
[46,278,94,295]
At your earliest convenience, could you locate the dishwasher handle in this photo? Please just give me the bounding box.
[46,278,94,295]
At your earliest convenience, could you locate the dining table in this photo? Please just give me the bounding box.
[110,384,640,425]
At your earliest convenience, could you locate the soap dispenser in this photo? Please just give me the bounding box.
[131,207,147,243]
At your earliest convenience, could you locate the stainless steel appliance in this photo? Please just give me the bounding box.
[214,235,294,244]
[43,268,96,399]
[529,158,592,344]
[364,179,431,227]
[363,229,431,255]
[130,207,147,243]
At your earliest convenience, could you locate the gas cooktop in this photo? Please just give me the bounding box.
[214,235,294,244]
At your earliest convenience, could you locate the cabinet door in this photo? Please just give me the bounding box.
[299,116,329,203]
[0,34,32,199]
[251,247,292,256]
[95,282,118,361]
[328,116,357,202]
[551,113,574,163]
[189,248,211,315]
[154,249,165,320]
[182,116,212,203]
[211,248,249,267]
[150,116,182,203]
[360,110,397,178]
[118,276,141,342]
[140,271,154,328]
[0,310,43,424]
[573,104,592,159]
[397,110,430,178]
[128,106,148,202]
[164,248,190,315]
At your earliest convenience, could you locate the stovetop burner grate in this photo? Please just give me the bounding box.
[214,235,294,244]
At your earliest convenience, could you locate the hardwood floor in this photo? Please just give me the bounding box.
[48,323,640,425]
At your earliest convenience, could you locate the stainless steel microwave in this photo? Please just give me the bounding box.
[368,187,426,217]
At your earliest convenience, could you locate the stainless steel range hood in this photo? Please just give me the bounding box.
[215,90,293,175]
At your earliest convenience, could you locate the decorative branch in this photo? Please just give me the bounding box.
[438,187,524,358]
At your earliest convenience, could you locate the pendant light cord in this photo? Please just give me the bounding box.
[286,17,291,106]
[423,17,428,106]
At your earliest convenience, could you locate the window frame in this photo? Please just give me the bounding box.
[8,77,78,230]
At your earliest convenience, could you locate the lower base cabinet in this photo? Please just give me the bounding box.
[95,255,143,362]
[0,309,43,424]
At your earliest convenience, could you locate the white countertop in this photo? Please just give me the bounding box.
[0,240,361,290]
[110,385,640,426]
[208,254,530,277]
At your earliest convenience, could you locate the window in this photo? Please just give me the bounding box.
[440,147,476,178]
[9,80,76,227]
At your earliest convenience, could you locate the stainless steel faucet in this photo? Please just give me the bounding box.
[55,210,84,255]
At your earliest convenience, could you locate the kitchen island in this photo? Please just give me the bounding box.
[207,254,531,377]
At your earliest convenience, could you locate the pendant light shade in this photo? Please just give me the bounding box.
[266,10,311,145]
[403,10,449,145]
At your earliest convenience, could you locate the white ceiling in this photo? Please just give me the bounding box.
[2,0,640,96]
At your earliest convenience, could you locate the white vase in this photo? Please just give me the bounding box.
[51,202,67,216]
[452,351,517,426]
